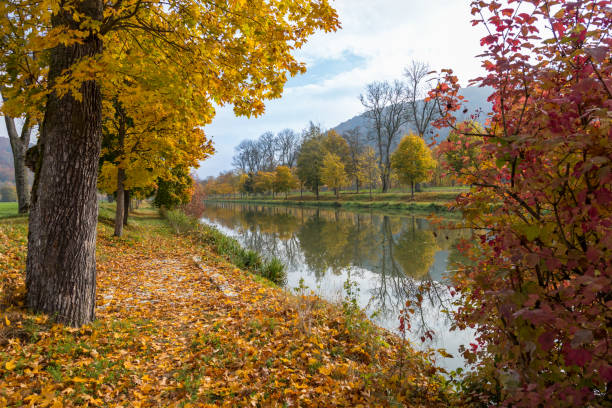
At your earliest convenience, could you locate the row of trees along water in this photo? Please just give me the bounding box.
[0,0,340,327]
[205,123,457,200]
[203,60,463,200]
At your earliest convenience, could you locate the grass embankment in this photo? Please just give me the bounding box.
[208,187,467,214]
[0,204,451,407]
[0,202,18,219]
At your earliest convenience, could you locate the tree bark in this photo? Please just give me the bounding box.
[26,0,103,328]
[3,112,32,213]
[114,168,125,237]
[123,190,130,226]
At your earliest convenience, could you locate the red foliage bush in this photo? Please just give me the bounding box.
[432,1,612,406]
[182,181,206,219]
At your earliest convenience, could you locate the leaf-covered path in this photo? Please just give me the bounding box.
[0,207,449,407]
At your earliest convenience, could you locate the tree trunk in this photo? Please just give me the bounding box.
[123,189,130,226]
[25,0,103,328]
[114,168,125,237]
[355,178,360,194]
[315,184,319,200]
[3,113,32,214]
[411,181,414,199]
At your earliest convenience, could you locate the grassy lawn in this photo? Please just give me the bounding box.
[213,186,468,205]
[0,202,19,219]
[206,186,469,214]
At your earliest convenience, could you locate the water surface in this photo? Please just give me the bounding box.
[200,201,473,370]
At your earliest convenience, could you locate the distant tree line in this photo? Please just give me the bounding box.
[204,60,469,200]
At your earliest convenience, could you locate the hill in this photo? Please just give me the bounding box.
[332,86,493,146]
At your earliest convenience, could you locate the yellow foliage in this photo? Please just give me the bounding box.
[321,152,347,194]
[391,133,437,186]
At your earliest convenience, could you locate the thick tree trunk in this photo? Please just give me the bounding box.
[114,168,125,237]
[123,190,130,226]
[3,113,32,213]
[26,0,103,328]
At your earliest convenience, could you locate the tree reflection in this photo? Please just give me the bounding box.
[200,202,468,342]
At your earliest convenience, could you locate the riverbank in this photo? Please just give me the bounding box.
[0,204,452,406]
[206,187,466,214]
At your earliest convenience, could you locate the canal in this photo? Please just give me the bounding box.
[200,201,474,370]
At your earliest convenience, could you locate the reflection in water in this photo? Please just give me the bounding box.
[200,202,473,370]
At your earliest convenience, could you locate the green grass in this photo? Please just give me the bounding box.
[207,186,468,214]
[0,202,20,219]
[206,197,455,215]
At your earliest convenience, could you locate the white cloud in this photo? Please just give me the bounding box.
[0,1,488,180]
[197,0,488,178]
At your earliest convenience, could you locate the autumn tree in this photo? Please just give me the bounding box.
[343,127,365,192]
[257,132,278,171]
[1,112,33,213]
[321,152,347,198]
[0,3,47,214]
[275,129,301,168]
[357,147,380,200]
[239,172,255,197]
[403,60,438,138]
[233,140,263,174]
[438,121,486,185]
[322,130,350,163]
[97,29,214,237]
[254,171,275,196]
[0,182,17,202]
[5,0,339,326]
[153,167,193,209]
[296,128,325,199]
[360,80,408,192]
[391,133,436,198]
[183,180,206,219]
[274,165,297,198]
[431,1,612,406]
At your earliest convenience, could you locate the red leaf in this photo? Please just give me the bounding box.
[538,331,556,351]
[564,347,592,367]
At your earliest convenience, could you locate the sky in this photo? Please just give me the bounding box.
[0,0,488,179]
[196,0,487,178]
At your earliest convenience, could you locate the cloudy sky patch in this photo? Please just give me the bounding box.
[197,0,487,178]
